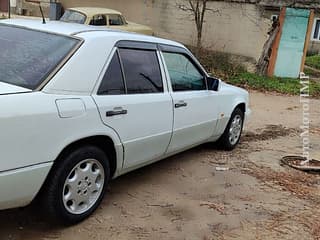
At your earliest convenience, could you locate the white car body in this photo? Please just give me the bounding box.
[0,19,250,212]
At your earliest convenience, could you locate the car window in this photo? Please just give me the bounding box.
[98,52,125,95]
[108,14,124,26]
[162,52,206,91]
[89,15,107,26]
[0,25,80,90]
[60,10,86,24]
[118,48,163,94]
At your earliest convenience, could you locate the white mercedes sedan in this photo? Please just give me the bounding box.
[0,19,250,224]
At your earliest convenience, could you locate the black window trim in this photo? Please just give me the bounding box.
[116,40,158,51]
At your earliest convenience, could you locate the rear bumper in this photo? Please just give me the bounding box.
[0,162,52,210]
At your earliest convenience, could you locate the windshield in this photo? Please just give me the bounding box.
[60,10,86,24]
[0,25,80,90]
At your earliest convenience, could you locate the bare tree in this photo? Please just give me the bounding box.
[177,0,219,56]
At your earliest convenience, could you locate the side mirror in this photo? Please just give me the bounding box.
[207,77,221,91]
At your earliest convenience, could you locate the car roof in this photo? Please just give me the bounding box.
[0,19,190,95]
[1,18,99,35]
[67,7,122,17]
[0,19,183,47]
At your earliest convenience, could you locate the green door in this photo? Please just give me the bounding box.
[274,8,310,78]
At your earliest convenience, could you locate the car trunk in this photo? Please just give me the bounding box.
[0,82,31,95]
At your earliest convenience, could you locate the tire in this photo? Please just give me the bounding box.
[42,145,110,225]
[217,108,244,151]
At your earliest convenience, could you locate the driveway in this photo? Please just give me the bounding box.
[1,91,320,240]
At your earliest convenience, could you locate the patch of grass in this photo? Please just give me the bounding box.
[305,55,320,70]
[304,67,320,78]
[187,45,246,79]
[227,72,320,98]
[188,46,320,97]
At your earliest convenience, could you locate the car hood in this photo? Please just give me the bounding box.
[0,82,31,95]
[220,81,248,95]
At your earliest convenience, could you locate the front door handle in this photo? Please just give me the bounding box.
[175,101,188,108]
[106,108,128,117]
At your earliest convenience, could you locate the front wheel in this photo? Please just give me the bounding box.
[217,108,244,151]
[42,146,110,225]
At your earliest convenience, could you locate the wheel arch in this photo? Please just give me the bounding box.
[52,135,118,179]
[34,134,122,213]
[234,102,246,114]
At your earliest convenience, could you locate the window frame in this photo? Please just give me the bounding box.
[97,49,127,95]
[311,18,320,42]
[159,44,208,92]
[95,41,212,96]
[96,41,168,95]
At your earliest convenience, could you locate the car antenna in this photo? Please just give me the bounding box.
[25,0,46,24]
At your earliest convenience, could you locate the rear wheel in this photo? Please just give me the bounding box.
[43,145,110,225]
[217,108,244,151]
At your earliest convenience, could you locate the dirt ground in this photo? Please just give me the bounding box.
[0,91,320,240]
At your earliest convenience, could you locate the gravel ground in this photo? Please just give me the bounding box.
[0,91,319,240]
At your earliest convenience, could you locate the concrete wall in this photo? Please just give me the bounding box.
[57,0,270,61]
[13,0,50,16]
[0,0,9,12]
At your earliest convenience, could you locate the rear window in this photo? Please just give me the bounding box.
[108,14,124,26]
[0,25,80,90]
[60,10,86,24]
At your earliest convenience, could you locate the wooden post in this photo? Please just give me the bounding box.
[267,7,286,77]
[300,10,314,73]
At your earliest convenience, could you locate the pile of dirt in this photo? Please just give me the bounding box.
[243,124,298,142]
[242,162,320,201]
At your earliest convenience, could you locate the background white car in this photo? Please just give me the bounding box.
[0,19,250,224]
[60,7,154,36]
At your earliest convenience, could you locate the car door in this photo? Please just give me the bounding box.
[93,42,173,169]
[160,47,220,153]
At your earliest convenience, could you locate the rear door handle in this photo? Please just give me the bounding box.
[175,101,188,108]
[106,108,128,117]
